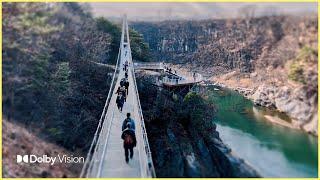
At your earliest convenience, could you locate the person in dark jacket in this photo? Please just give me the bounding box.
[123,63,127,71]
[119,86,126,102]
[125,71,128,79]
[120,78,126,87]
[121,122,136,163]
[124,81,129,95]
[116,95,124,111]
[115,86,121,95]
[123,61,129,71]
[122,113,135,131]
[116,85,126,100]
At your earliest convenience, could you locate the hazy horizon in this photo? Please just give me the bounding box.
[89,2,317,22]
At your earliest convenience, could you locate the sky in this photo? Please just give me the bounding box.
[88,2,317,22]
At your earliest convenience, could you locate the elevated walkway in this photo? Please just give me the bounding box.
[134,62,203,87]
[80,15,155,178]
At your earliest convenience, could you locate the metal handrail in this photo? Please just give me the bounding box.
[162,73,203,85]
[134,62,164,70]
[134,62,203,84]
[134,62,163,66]
[130,57,157,178]
[80,18,125,178]
[126,20,156,178]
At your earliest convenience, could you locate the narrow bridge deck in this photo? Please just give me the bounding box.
[95,48,141,177]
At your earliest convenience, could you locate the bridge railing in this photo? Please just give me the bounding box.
[80,19,124,178]
[134,62,164,70]
[81,46,122,178]
[127,26,156,177]
[130,64,156,177]
[162,73,203,85]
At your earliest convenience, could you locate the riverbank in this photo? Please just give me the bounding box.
[212,72,317,137]
[136,71,260,177]
[167,63,317,136]
[206,88,317,177]
[264,115,299,129]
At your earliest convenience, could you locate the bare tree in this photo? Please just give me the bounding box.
[238,5,256,19]
[238,5,256,29]
[261,5,280,17]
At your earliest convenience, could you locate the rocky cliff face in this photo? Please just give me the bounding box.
[136,71,260,177]
[132,16,302,73]
[250,84,318,134]
[132,16,316,71]
[132,15,318,135]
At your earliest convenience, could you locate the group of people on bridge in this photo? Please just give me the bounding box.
[164,64,176,74]
[115,61,130,112]
[116,60,137,163]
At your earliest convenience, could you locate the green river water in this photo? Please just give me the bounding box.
[207,88,318,177]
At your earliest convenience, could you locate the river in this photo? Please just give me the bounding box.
[207,87,318,177]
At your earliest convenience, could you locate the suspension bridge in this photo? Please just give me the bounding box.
[80,16,155,178]
[80,16,202,178]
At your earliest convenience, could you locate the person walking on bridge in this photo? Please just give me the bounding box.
[116,86,126,98]
[116,95,124,112]
[120,78,126,87]
[119,80,127,102]
[122,113,135,131]
[124,80,129,95]
[116,86,121,95]
[123,61,129,71]
[193,72,196,82]
[121,122,136,163]
[121,91,126,103]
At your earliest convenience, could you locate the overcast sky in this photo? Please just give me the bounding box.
[88,2,317,22]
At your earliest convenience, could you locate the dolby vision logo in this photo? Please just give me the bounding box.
[16,154,84,165]
[17,155,29,163]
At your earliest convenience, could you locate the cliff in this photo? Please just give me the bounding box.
[132,15,316,73]
[136,71,260,177]
[132,15,318,135]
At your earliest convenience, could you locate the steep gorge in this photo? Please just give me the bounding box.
[132,15,318,135]
[136,71,260,177]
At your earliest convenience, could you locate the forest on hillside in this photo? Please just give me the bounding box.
[2,2,150,152]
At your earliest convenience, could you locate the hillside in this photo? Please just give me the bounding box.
[3,119,80,177]
[2,3,151,177]
[132,15,317,73]
[132,15,318,135]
